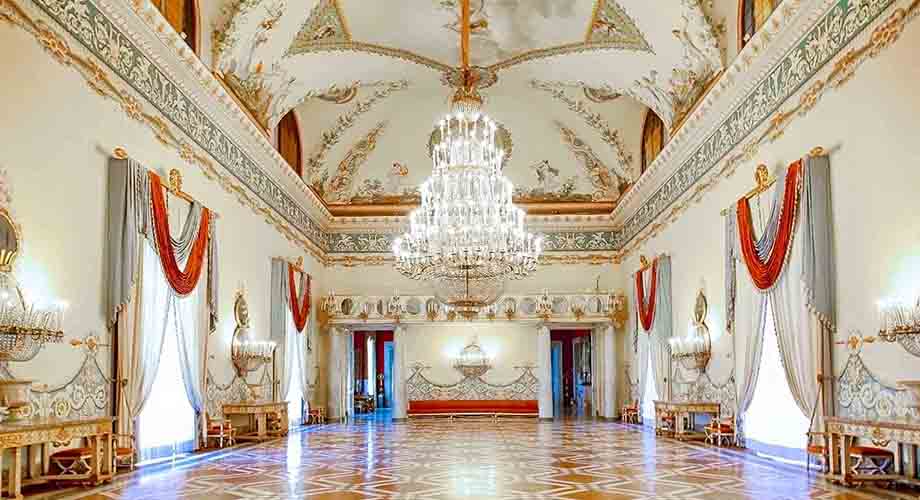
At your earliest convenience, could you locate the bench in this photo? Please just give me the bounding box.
[407,400,538,418]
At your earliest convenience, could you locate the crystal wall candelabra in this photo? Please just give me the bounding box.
[231,337,276,376]
[0,275,65,362]
[877,297,920,342]
[669,324,711,372]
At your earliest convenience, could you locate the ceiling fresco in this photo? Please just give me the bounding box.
[211,0,724,216]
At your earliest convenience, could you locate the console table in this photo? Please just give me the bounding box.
[654,401,721,441]
[0,416,114,500]
[825,416,920,485]
[222,402,288,442]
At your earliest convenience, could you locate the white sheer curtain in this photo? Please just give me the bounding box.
[745,306,809,462]
[284,309,304,426]
[641,353,658,426]
[136,244,197,462]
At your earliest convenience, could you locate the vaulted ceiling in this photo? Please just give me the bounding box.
[210,0,724,216]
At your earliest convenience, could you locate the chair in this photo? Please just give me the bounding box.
[806,431,829,473]
[704,414,737,447]
[113,433,136,471]
[205,416,236,448]
[656,411,676,436]
[621,402,640,424]
[308,406,327,424]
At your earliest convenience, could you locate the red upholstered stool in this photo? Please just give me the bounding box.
[50,447,93,477]
[849,446,895,476]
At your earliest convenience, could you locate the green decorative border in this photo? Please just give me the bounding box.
[29,0,329,251]
[23,0,898,257]
[616,0,895,247]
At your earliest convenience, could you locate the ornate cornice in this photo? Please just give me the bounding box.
[613,0,918,260]
[5,0,913,268]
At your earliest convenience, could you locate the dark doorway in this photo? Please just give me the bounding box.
[353,331,394,419]
[550,330,592,417]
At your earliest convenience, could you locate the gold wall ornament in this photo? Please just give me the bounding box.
[607,291,628,329]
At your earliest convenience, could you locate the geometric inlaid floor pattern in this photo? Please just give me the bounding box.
[47,418,911,499]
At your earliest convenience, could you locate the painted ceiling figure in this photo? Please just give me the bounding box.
[531,160,561,192]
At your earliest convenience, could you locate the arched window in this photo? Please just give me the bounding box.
[277,111,303,177]
[739,0,777,49]
[151,0,198,54]
[640,110,665,174]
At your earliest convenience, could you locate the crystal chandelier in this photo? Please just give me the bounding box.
[392,2,541,319]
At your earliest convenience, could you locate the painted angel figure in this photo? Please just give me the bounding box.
[385,161,410,194]
[530,160,560,193]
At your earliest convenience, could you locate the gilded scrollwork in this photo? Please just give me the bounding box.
[406,363,538,401]
[836,351,918,420]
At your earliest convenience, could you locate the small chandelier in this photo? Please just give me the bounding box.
[392,0,542,319]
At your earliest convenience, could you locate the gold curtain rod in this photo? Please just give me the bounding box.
[720,146,826,217]
[278,255,307,275]
[113,147,220,218]
[634,253,668,274]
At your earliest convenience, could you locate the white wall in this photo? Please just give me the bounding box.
[0,25,325,403]
[403,322,538,386]
[618,18,920,403]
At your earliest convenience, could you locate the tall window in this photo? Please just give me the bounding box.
[151,0,198,54]
[286,346,304,427]
[137,321,196,463]
[641,110,665,174]
[744,306,809,462]
[740,0,778,49]
[641,353,658,426]
[277,111,303,177]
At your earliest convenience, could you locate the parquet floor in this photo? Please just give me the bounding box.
[51,417,905,499]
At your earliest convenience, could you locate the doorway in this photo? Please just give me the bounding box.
[353,330,394,421]
[549,330,593,417]
[551,341,563,416]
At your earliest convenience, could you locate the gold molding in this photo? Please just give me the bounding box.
[288,41,453,72]
[0,1,327,264]
[614,1,919,262]
[211,71,272,138]
[325,200,618,217]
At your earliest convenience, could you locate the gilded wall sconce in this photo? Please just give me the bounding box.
[230,288,275,376]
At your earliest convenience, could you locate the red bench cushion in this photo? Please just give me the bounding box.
[408,400,538,415]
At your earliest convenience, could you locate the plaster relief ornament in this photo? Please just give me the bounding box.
[587,0,651,51]
[287,0,351,53]
[349,162,420,204]
[438,0,580,63]
[556,122,630,202]
[531,80,633,178]
[513,160,588,203]
[321,121,388,202]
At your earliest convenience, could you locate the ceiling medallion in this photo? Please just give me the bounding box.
[393,0,542,320]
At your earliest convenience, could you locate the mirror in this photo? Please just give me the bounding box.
[406,298,422,315]
[340,298,354,316]
[0,209,20,274]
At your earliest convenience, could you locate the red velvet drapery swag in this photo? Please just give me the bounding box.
[149,171,211,296]
[288,265,311,332]
[736,160,802,291]
[635,259,658,332]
